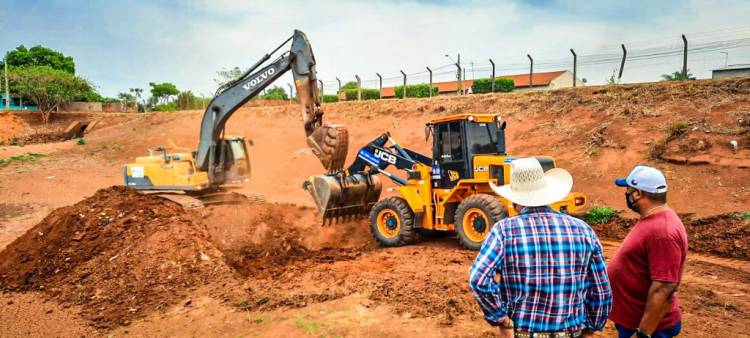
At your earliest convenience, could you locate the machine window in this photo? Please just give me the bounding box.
[466,122,498,155]
[449,122,463,161]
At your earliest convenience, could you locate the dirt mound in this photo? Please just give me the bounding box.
[0,112,30,143]
[202,202,372,279]
[0,186,233,329]
[590,213,750,260]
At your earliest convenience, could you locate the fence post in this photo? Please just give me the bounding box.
[355,75,361,101]
[527,54,533,90]
[400,70,407,99]
[570,49,577,87]
[489,58,495,92]
[618,44,627,81]
[376,73,382,99]
[336,77,341,92]
[318,79,323,96]
[287,83,293,103]
[455,61,462,95]
[682,34,688,79]
[426,67,433,97]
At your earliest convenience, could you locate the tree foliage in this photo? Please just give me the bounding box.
[661,69,694,81]
[471,78,514,94]
[2,45,76,74]
[8,66,92,123]
[394,84,438,98]
[321,94,339,103]
[149,82,179,104]
[175,90,210,110]
[214,66,243,87]
[261,86,289,100]
[340,81,358,90]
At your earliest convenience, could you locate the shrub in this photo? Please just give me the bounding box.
[393,83,438,99]
[152,102,177,111]
[340,88,380,101]
[321,94,339,103]
[471,78,514,94]
[585,206,619,224]
[736,212,750,221]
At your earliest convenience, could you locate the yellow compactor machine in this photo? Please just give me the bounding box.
[305,114,587,250]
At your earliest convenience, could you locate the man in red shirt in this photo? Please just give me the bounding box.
[608,165,688,338]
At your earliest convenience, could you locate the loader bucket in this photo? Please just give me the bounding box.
[307,124,348,173]
[304,173,382,221]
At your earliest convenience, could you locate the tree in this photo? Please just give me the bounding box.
[1,45,75,74]
[214,66,243,87]
[9,66,92,123]
[261,86,288,100]
[118,92,135,110]
[661,69,694,81]
[148,82,179,104]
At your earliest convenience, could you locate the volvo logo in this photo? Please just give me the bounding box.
[242,68,276,90]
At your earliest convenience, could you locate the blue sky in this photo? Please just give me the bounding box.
[2,0,749,97]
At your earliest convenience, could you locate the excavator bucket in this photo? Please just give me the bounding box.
[304,173,382,222]
[307,124,348,173]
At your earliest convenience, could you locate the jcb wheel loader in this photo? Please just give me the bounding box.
[305,114,587,250]
[124,30,347,195]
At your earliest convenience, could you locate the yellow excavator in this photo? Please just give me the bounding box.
[124,30,348,197]
[305,114,587,249]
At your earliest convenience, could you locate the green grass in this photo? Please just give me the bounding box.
[0,153,47,168]
[668,121,689,138]
[736,212,750,221]
[585,206,619,224]
[76,137,86,145]
[238,299,250,310]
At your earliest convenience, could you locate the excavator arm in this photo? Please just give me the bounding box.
[195,29,347,178]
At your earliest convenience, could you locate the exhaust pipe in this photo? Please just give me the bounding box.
[303,173,382,221]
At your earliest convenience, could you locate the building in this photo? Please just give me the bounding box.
[380,70,581,98]
[0,93,38,110]
[712,64,750,79]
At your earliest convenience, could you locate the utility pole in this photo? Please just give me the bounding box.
[287,83,294,103]
[426,67,433,97]
[570,49,577,87]
[400,70,407,99]
[4,53,9,111]
[681,34,688,79]
[527,54,533,90]
[489,59,495,92]
[457,53,462,95]
[376,73,382,99]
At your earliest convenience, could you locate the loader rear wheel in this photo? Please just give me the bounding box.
[455,194,507,250]
[370,197,417,247]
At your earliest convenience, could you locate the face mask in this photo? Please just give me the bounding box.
[625,190,640,212]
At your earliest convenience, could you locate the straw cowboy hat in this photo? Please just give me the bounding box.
[489,157,573,207]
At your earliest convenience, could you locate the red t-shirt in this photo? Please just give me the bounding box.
[607,208,688,331]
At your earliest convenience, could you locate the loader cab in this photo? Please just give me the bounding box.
[429,114,506,189]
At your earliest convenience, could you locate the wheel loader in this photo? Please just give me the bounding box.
[305,114,587,250]
[124,30,348,201]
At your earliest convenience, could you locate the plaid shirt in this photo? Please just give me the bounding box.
[469,206,612,332]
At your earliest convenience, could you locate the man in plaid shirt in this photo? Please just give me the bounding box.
[470,158,612,337]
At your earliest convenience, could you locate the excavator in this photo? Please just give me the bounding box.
[124,30,348,203]
[305,114,587,249]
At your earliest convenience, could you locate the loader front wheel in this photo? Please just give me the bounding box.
[370,197,417,247]
[455,194,507,250]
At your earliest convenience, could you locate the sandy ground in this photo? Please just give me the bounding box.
[1,78,750,337]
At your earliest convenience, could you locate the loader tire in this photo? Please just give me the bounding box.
[455,194,507,250]
[370,197,418,247]
[320,124,349,172]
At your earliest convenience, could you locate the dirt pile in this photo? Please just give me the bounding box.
[590,212,750,260]
[0,186,233,329]
[0,112,30,143]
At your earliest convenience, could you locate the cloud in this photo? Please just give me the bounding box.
[2,0,749,97]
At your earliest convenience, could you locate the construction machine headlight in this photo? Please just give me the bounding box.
[467,116,475,121]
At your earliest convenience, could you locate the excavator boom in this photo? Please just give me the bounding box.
[195,29,347,179]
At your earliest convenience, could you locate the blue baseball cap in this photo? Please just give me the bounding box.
[615,165,668,193]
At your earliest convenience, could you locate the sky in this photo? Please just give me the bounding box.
[2,0,750,98]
